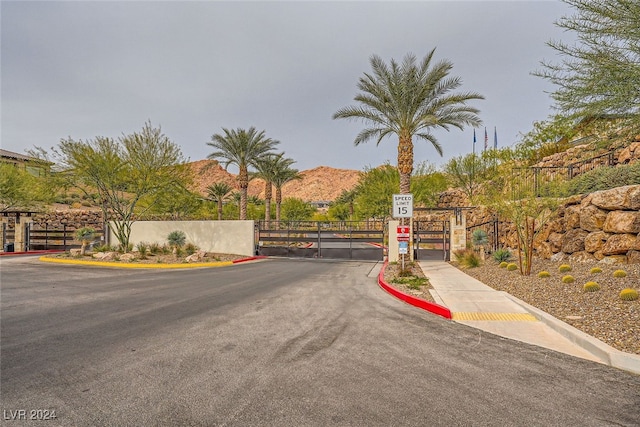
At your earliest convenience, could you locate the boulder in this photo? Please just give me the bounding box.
[627,250,640,264]
[603,211,640,233]
[569,251,596,263]
[70,249,82,256]
[593,250,605,261]
[535,241,554,259]
[119,253,136,262]
[93,251,116,261]
[564,205,582,229]
[584,231,610,253]
[548,232,564,252]
[579,205,608,231]
[591,185,640,210]
[561,229,589,254]
[599,255,628,264]
[550,252,568,262]
[601,233,639,255]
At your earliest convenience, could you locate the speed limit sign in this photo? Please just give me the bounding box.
[392,194,413,218]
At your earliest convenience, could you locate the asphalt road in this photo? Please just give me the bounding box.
[1,256,639,426]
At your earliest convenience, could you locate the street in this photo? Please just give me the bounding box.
[1,256,639,426]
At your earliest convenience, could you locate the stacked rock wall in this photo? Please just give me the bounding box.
[32,210,104,231]
[536,185,640,263]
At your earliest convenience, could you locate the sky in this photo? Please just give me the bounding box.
[1,0,575,173]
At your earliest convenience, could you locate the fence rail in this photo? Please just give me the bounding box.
[26,224,104,251]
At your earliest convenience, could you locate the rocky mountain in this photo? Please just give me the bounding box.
[187,160,361,202]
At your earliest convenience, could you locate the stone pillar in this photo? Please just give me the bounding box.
[14,215,33,252]
[450,211,466,259]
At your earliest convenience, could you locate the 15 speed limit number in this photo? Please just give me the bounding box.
[392,194,413,218]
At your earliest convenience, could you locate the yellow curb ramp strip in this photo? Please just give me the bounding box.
[452,312,538,322]
[39,256,234,269]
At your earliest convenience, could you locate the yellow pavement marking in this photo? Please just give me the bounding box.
[452,312,538,322]
[39,256,234,269]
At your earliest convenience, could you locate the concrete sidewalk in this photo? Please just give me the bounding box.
[418,260,640,374]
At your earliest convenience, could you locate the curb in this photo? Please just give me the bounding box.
[378,260,452,319]
[1,250,65,257]
[38,255,265,269]
[503,292,640,375]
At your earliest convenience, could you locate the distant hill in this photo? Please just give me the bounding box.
[187,160,361,202]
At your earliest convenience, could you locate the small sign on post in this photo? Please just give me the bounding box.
[397,225,410,241]
[392,194,413,219]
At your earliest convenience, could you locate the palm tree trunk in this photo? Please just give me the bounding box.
[264,181,272,228]
[275,187,282,223]
[217,200,223,221]
[397,132,413,194]
[238,167,249,220]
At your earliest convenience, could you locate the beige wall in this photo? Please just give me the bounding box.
[109,220,255,256]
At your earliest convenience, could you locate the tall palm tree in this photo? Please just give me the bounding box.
[207,127,279,219]
[252,154,277,228]
[271,159,301,223]
[333,49,484,194]
[206,182,232,220]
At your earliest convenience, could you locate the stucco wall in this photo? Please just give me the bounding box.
[109,220,255,256]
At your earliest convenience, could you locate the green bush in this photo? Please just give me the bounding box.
[537,271,551,278]
[589,267,603,274]
[583,281,600,292]
[492,248,512,263]
[472,229,489,246]
[167,230,186,248]
[506,263,518,271]
[562,275,575,284]
[620,288,639,301]
[149,242,162,255]
[184,242,198,256]
[391,276,429,290]
[613,269,627,278]
[558,264,572,273]
[454,249,481,268]
[563,161,640,196]
[136,242,149,259]
[93,244,114,253]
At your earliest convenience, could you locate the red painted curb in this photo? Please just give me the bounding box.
[378,260,452,319]
[232,255,267,264]
[0,250,65,257]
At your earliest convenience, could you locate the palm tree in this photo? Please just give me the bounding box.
[206,182,232,220]
[253,153,292,228]
[333,50,484,194]
[271,159,301,223]
[207,127,279,220]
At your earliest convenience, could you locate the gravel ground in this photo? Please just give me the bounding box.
[453,257,640,355]
[383,258,639,355]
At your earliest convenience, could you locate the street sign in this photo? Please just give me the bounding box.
[398,241,408,254]
[397,225,410,242]
[392,194,413,218]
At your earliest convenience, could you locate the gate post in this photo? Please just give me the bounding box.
[450,210,466,261]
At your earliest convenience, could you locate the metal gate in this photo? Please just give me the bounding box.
[413,220,449,261]
[256,220,385,260]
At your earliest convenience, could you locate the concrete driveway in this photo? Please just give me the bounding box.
[1,256,639,426]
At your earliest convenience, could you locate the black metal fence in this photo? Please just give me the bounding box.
[512,151,615,197]
[26,224,104,251]
[466,218,499,252]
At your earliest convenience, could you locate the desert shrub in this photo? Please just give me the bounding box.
[562,275,575,284]
[391,276,429,290]
[472,229,489,246]
[499,261,508,268]
[590,267,603,274]
[184,242,198,256]
[563,161,640,196]
[620,288,639,301]
[167,230,186,249]
[613,269,627,278]
[454,249,481,268]
[492,248,512,263]
[93,244,114,253]
[149,242,162,255]
[558,264,572,273]
[118,243,133,253]
[175,246,184,257]
[136,242,149,259]
[538,271,551,278]
[506,263,518,271]
[583,281,600,292]
[161,244,172,255]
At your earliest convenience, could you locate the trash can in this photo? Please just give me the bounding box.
[4,243,15,252]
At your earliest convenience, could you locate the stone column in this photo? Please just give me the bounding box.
[450,212,466,259]
[14,215,33,252]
